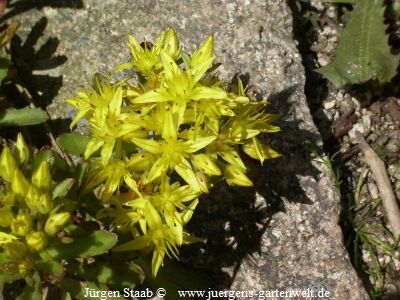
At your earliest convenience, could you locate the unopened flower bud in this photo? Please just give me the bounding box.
[18,259,34,277]
[32,160,52,191]
[10,212,32,236]
[0,208,14,227]
[45,212,70,236]
[11,169,30,199]
[37,193,53,214]
[4,241,27,259]
[16,133,29,165]
[0,147,18,182]
[26,231,47,252]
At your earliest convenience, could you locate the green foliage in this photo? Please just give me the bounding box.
[58,133,90,156]
[0,107,48,127]
[316,0,399,88]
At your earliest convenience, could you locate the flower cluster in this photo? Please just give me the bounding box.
[67,28,280,276]
[0,134,72,277]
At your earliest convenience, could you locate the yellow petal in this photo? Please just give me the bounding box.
[101,140,115,165]
[131,138,163,154]
[134,90,170,104]
[16,133,29,165]
[224,165,253,187]
[84,139,104,159]
[112,236,151,252]
[184,136,216,153]
[192,154,221,176]
[162,109,177,140]
[152,249,165,277]
[175,163,201,192]
[127,153,155,171]
[162,28,180,60]
[160,50,181,80]
[242,138,281,164]
[191,35,214,80]
[181,198,199,224]
[145,201,162,229]
[109,86,123,116]
[191,86,226,100]
[218,149,246,170]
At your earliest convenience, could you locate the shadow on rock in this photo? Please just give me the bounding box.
[0,16,68,148]
[181,84,322,289]
[0,0,84,23]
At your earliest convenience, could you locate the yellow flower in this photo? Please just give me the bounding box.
[10,211,33,237]
[44,212,70,236]
[116,28,180,76]
[26,231,47,252]
[67,80,145,165]
[132,135,215,191]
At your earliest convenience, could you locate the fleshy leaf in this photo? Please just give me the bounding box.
[45,231,117,260]
[59,133,91,156]
[0,107,48,127]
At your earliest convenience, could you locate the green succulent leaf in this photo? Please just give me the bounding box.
[58,133,91,156]
[36,259,64,281]
[0,253,21,285]
[0,57,10,82]
[316,0,399,87]
[16,272,42,300]
[61,279,123,300]
[44,230,117,260]
[52,178,76,199]
[67,260,143,290]
[0,107,48,127]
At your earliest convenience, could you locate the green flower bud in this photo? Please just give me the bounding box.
[0,147,18,182]
[10,212,32,237]
[45,212,71,236]
[15,133,29,165]
[11,169,30,199]
[18,259,33,277]
[26,231,47,252]
[37,193,53,214]
[32,160,52,191]
[27,186,53,214]
[4,241,27,259]
[0,208,14,227]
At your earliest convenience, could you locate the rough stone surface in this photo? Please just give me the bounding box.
[11,0,368,299]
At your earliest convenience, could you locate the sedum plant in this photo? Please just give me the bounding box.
[1,29,280,298]
[65,28,280,277]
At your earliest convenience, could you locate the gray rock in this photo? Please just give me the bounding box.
[11,0,367,299]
